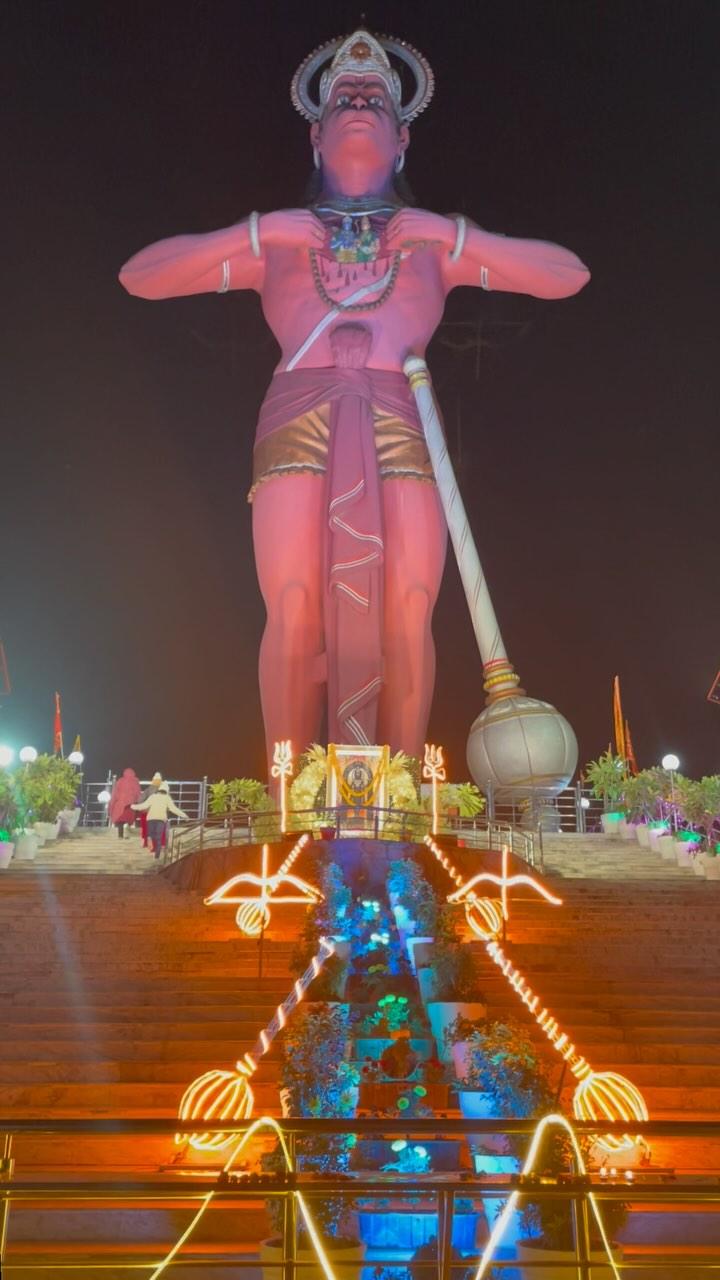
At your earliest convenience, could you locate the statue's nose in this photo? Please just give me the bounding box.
[350,94,368,109]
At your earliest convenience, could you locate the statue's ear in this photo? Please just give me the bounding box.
[310,121,322,148]
[398,123,410,155]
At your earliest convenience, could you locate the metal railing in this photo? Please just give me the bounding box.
[164,808,537,868]
[486,782,604,835]
[1,1117,720,1275]
[80,776,208,826]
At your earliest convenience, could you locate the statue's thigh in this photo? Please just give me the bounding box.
[382,479,447,604]
[252,473,326,605]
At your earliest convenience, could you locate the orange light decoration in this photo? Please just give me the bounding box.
[471,1112,622,1280]
[423,743,446,835]
[271,739,293,833]
[424,834,649,1155]
[176,936,335,1151]
[204,837,320,936]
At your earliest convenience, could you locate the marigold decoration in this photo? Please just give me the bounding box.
[423,743,446,835]
[290,743,328,814]
[271,739,293,833]
[204,838,320,936]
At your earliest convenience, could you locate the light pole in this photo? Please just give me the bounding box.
[661,753,680,830]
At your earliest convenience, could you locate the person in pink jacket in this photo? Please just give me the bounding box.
[108,768,141,839]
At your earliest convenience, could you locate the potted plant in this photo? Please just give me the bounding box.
[19,754,80,840]
[517,1127,626,1278]
[387,858,438,970]
[0,773,18,867]
[290,861,353,1000]
[584,751,627,835]
[705,843,720,881]
[423,907,486,1059]
[261,1003,362,1280]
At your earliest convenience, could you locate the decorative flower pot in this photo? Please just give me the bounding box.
[647,824,669,852]
[416,966,436,1006]
[58,807,81,835]
[674,842,694,867]
[260,1236,364,1280]
[600,813,622,836]
[0,842,14,869]
[427,1001,486,1063]
[358,1202,479,1251]
[618,819,636,841]
[704,858,720,880]
[516,1240,621,1278]
[657,834,677,861]
[406,936,434,973]
[692,854,706,877]
[34,820,61,842]
[635,823,651,847]
[14,832,39,861]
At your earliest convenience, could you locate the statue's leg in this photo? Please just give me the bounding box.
[377,478,447,755]
[252,474,326,771]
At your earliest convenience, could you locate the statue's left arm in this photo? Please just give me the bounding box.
[386,209,590,299]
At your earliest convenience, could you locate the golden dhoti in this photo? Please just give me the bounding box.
[248,402,434,501]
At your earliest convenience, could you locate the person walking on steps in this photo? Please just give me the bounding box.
[132,782,188,859]
[138,771,163,849]
[108,768,141,839]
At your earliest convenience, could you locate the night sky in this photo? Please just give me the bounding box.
[2,0,718,784]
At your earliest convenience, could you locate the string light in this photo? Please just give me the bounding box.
[424,834,649,1154]
[175,938,335,1150]
[204,838,320,936]
[423,743,446,835]
[271,740,293,834]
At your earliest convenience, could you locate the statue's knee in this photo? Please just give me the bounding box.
[269,580,317,635]
[404,584,432,627]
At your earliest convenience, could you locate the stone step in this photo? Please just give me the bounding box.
[0,1038,279,1061]
[0,1080,281,1111]
[0,1019,283,1040]
[0,1059,282,1084]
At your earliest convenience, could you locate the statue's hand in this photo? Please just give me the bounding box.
[259,209,326,251]
[385,209,455,254]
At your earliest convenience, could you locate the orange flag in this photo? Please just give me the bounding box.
[53,692,64,756]
[625,719,639,775]
[612,676,626,761]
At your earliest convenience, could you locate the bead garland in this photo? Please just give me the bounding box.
[309,248,401,312]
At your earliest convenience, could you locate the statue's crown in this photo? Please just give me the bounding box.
[291,29,434,125]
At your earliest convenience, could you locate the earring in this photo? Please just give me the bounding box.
[395,152,405,173]
[313,146,321,170]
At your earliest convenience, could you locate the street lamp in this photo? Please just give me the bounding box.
[19,746,38,764]
[661,753,680,829]
[68,751,84,766]
[97,789,111,804]
[0,745,14,768]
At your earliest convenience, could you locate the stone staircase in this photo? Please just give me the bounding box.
[540,831,693,878]
[7,826,159,874]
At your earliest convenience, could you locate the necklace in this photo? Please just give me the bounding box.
[309,249,401,311]
[311,195,403,217]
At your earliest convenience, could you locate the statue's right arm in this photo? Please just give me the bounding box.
[119,219,262,299]
[119,210,325,300]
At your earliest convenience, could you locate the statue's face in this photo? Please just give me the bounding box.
[312,75,408,176]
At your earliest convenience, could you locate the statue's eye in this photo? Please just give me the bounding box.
[369,95,384,108]
[336,93,351,107]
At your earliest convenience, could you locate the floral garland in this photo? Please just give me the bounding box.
[290,744,328,813]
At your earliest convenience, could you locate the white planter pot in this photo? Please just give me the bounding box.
[704,858,720,880]
[600,813,622,836]
[516,1240,621,1279]
[14,832,39,861]
[406,936,434,973]
[619,819,636,841]
[635,823,651,847]
[34,820,61,842]
[427,1001,486,1062]
[0,842,14,869]
[260,1237,364,1280]
[657,834,677,861]
[416,966,436,1006]
[58,808,81,835]
[674,843,693,867]
[648,825,669,851]
[692,854,706,877]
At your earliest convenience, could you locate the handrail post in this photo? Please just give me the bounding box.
[575,780,586,834]
[570,1152,593,1280]
[0,1132,14,1264]
[283,1133,297,1280]
[438,1187,453,1280]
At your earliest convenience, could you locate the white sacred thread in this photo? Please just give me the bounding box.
[248,211,261,259]
[450,215,467,262]
[217,260,230,294]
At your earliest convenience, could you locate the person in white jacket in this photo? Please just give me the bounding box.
[132,782,188,859]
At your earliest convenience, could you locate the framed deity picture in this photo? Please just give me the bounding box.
[326,744,390,817]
